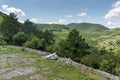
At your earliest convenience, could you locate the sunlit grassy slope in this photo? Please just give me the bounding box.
[0,46,101,80]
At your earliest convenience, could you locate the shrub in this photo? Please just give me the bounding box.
[81,54,101,69]
[24,37,46,50]
[0,35,7,45]
[100,54,120,76]
[46,44,59,53]
[12,32,28,46]
[21,47,26,51]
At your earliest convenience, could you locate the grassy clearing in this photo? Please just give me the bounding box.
[0,46,40,57]
[0,46,101,80]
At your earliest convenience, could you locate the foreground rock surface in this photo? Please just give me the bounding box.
[0,54,37,79]
[0,46,119,80]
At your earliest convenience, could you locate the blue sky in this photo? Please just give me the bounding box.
[0,0,120,28]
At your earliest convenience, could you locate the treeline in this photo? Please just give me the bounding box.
[0,13,54,51]
[0,13,119,76]
[36,24,69,31]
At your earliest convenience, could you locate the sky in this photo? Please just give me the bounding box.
[0,0,120,28]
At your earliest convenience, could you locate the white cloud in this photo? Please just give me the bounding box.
[106,21,120,28]
[1,5,25,17]
[107,21,114,26]
[48,19,67,24]
[18,20,24,23]
[58,19,67,24]
[78,19,83,23]
[70,20,74,23]
[77,12,87,17]
[48,21,57,24]
[66,15,73,18]
[104,1,120,19]
[113,1,120,7]
[30,18,41,23]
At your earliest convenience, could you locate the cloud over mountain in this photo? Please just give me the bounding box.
[30,18,41,23]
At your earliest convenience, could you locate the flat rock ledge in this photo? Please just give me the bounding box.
[0,67,36,79]
[0,53,36,79]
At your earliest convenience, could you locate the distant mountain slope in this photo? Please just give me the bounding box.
[67,23,109,32]
[36,24,70,31]
[36,23,109,32]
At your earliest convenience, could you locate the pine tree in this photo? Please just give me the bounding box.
[58,29,89,62]
[0,13,21,43]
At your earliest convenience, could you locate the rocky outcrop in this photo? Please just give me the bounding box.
[8,46,120,80]
[45,53,58,60]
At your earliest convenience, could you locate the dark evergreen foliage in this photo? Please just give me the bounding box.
[58,29,89,62]
[0,13,21,43]
[12,32,28,46]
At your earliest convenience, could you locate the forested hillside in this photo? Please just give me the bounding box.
[67,23,109,32]
[0,12,120,78]
[36,24,69,31]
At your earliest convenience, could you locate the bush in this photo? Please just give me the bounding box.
[21,47,26,51]
[0,35,7,45]
[12,32,28,46]
[24,36,46,50]
[100,54,120,76]
[81,54,101,69]
[46,44,59,53]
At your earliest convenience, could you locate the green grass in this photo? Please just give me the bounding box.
[0,46,40,56]
[0,46,101,80]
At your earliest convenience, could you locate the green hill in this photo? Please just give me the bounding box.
[36,24,70,31]
[66,23,110,46]
[67,23,109,32]
[35,23,108,33]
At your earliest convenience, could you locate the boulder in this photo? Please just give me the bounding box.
[45,53,58,60]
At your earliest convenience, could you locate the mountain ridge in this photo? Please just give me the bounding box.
[67,23,109,32]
